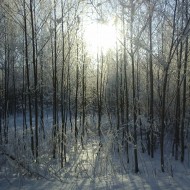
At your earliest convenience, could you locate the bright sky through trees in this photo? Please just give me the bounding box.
[84,20,117,56]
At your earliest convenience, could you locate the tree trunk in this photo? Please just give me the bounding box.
[24,0,34,156]
[30,0,38,160]
[181,0,188,162]
[130,0,138,173]
[149,0,154,158]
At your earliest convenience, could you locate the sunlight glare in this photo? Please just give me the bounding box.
[84,21,117,56]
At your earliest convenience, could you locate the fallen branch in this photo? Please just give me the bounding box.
[0,148,50,180]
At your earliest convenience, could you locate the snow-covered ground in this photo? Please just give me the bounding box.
[1,143,190,190]
[0,163,190,189]
[1,114,190,189]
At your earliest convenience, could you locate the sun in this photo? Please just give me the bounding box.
[84,21,117,56]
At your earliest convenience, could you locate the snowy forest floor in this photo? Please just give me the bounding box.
[1,155,190,190]
[1,142,190,190]
[1,114,190,189]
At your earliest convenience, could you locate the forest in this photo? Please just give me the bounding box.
[0,0,190,189]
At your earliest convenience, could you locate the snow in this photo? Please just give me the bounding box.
[0,166,190,190]
[1,114,190,189]
[1,146,190,189]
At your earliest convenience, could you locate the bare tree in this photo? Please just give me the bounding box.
[130,0,139,173]
[181,0,189,162]
[30,0,39,160]
[23,0,34,156]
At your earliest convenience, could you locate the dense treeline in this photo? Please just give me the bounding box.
[0,0,190,174]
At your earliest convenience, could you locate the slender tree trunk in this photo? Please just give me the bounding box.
[22,50,27,140]
[30,0,38,160]
[81,50,86,149]
[136,47,144,153]
[120,61,124,146]
[130,0,138,173]
[97,54,101,141]
[75,44,79,146]
[23,0,34,156]
[149,0,154,158]
[122,10,129,162]
[174,45,182,160]
[124,61,129,163]
[181,0,188,162]
[40,52,45,139]
[116,42,120,151]
[12,52,17,138]
[4,34,9,144]
[61,0,66,166]
[52,0,58,159]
